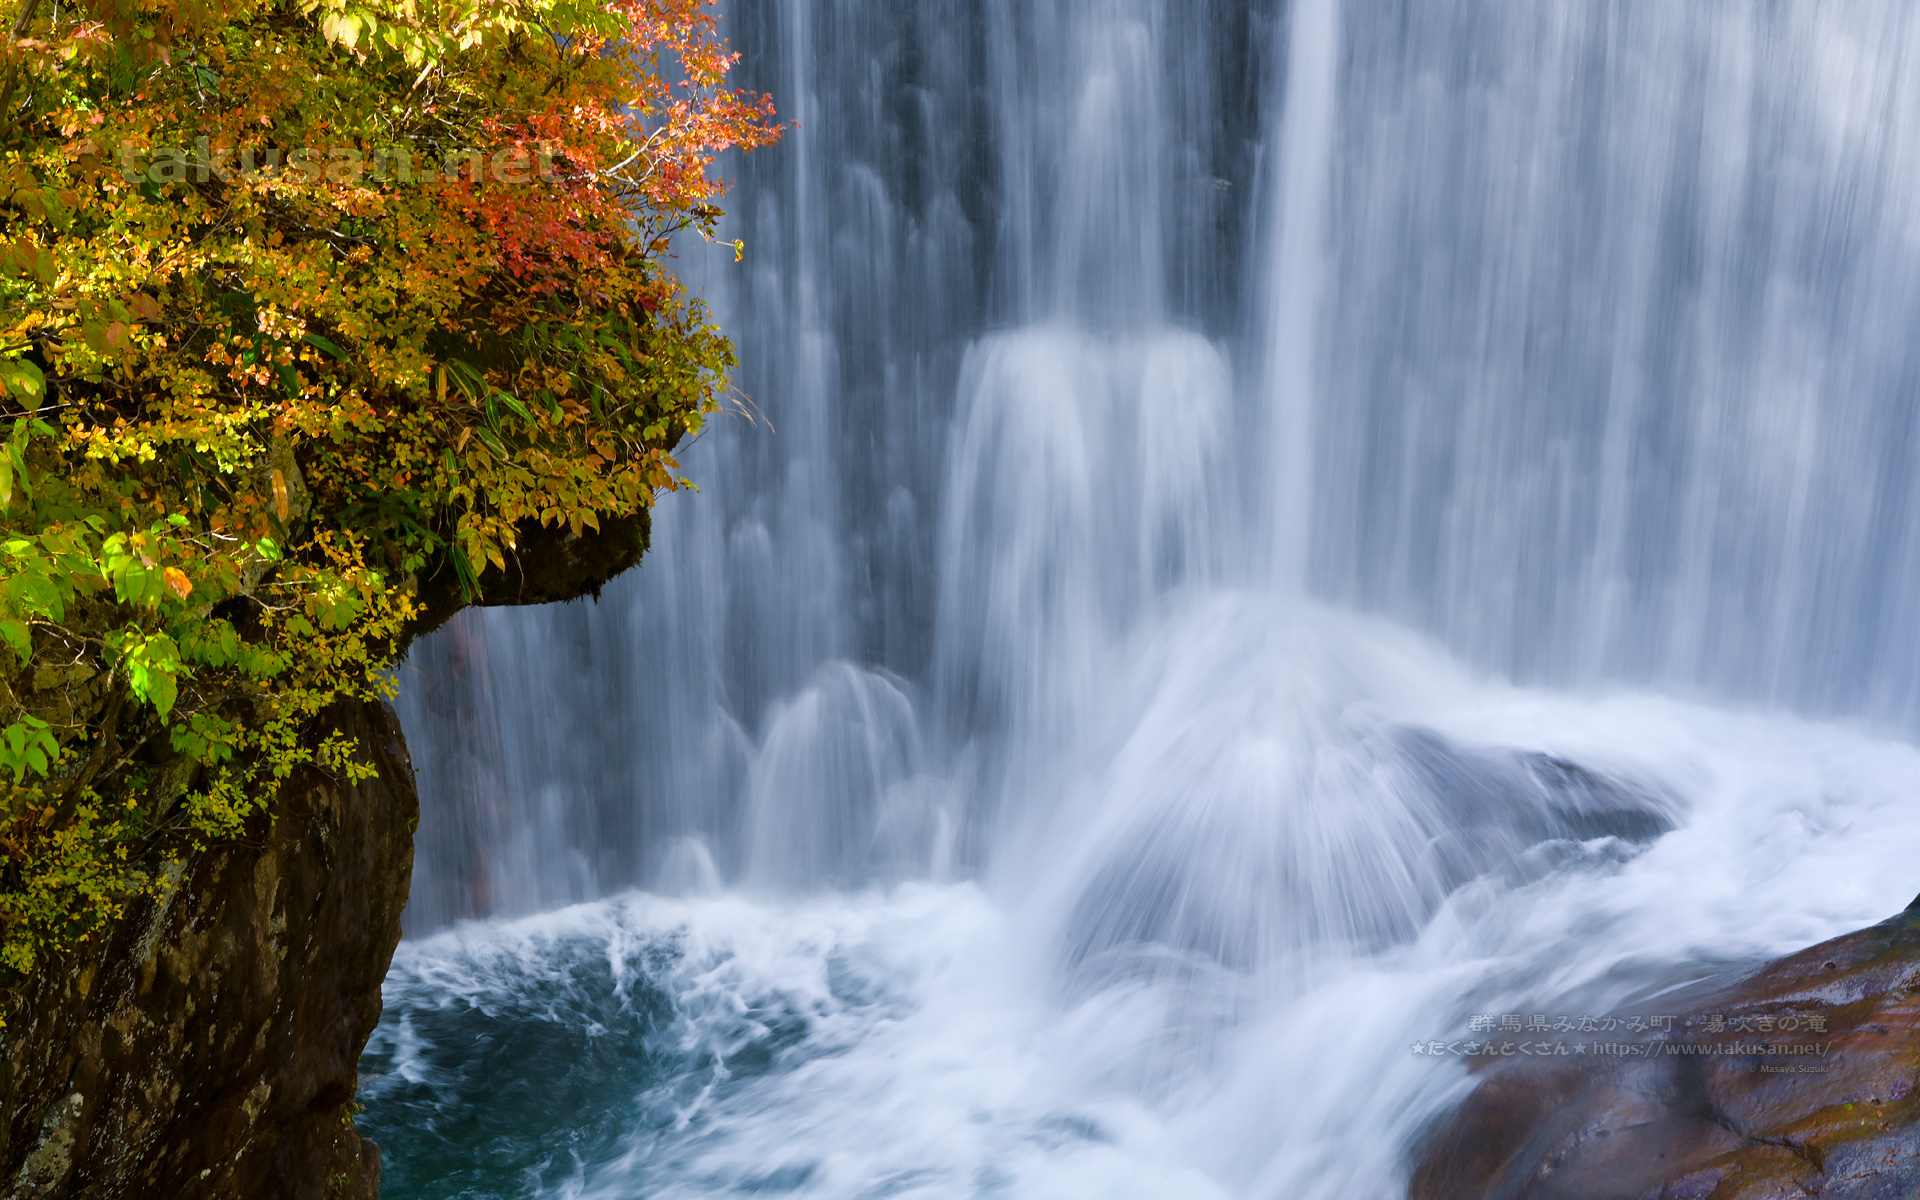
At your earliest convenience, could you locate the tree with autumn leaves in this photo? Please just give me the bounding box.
[0,0,777,978]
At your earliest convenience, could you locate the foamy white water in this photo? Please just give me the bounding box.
[371,0,1920,1195]
[367,604,1920,1198]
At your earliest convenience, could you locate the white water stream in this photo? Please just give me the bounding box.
[364,2,1920,1196]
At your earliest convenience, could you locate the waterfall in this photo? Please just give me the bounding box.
[395,0,1277,926]
[365,2,1920,1197]
[1314,2,1920,705]
[1260,0,1335,589]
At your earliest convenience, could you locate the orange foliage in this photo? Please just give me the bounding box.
[0,0,778,975]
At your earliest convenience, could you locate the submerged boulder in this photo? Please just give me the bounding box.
[1410,900,1920,1199]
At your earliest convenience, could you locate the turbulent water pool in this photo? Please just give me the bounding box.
[362,0,1920,1194]
[362,616,1920,1197]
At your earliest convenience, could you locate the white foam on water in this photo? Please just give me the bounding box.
[372,599,1920,1198]
[375,1,1920,1194]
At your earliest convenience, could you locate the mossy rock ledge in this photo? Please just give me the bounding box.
[0,515,650,1200]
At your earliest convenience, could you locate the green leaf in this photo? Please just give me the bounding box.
[0,359,45,402]
[303,332,348,360]
[0,618,29,663]
[449,543,478,600]
[7,441,28,502]
[170,711,237,764]
[118,564,160,607]
[497,393,533,423]
[144,670,178,722]
[9,572,64,619]
[123,632,184,722]
[0,715,58,782]
[179,619,243,667]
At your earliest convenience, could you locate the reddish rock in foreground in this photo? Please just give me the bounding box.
[1410,900,1920,1200]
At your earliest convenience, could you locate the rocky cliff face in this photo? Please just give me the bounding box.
[0,517,653,1200]
[0,699,415,1200]
[1411,899,1920,1200]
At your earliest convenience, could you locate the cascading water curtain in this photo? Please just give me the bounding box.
[365,3,1920,1197]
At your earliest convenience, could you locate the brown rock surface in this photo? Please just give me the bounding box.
[1410,899,1920,1200]
[0,512,653,1199]
[0,699,416,1200]
[407,510,652,639]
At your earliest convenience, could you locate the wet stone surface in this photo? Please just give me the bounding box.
[1411,899,1920,1200]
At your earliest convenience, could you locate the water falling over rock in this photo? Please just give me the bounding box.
[368,2,1920,1196]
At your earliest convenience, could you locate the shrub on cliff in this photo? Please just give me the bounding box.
[0,0,777,979]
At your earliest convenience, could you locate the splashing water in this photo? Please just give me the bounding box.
[366,610,1920,1196]
[367,0,1920,1195]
